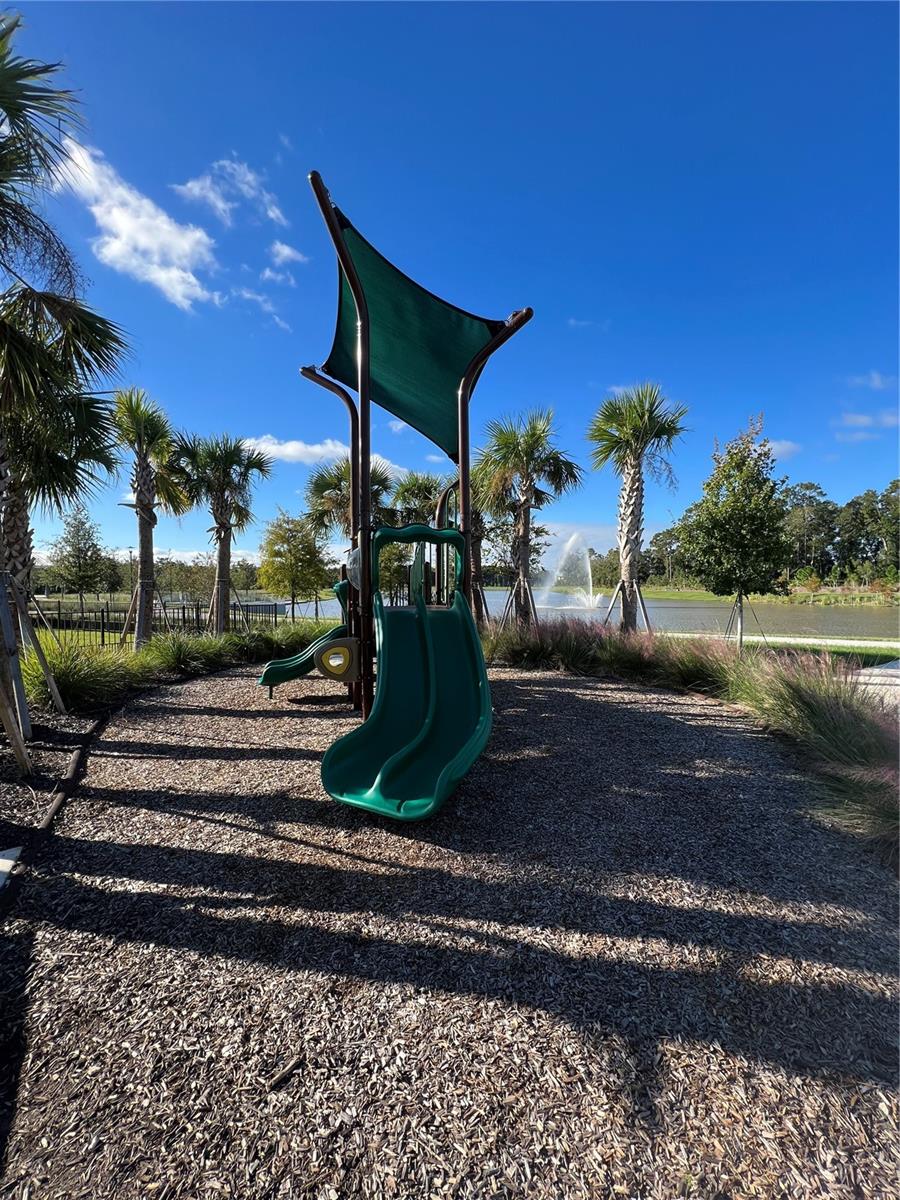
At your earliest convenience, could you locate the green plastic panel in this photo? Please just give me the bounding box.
[257,624,346,688]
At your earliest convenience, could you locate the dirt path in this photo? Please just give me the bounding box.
[1,667,897,1199]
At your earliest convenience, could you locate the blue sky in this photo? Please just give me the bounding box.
[23,1,900,562]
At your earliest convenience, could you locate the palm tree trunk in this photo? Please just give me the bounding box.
[618,458,644,633]
[471,508,486,625]
[514,495,532,627]
[213,526,231,634]
[0,429,11,571]
[134,453,157,650]
[2,470,33,592]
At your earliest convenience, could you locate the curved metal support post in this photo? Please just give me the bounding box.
[456,307,534,605]
[299,367,359,548]
[309,171,375,716]
[300,365,362,709]
[434,479,458,530]
[434,479,458,604]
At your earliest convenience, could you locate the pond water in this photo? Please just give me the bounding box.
[521,591,900,640]
[285,590,899,641]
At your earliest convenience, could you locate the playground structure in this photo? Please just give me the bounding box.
[259,171,531,818]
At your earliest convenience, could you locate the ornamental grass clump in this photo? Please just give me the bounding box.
[22,641,141,710]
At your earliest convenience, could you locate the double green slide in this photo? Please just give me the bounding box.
[257,580,349,692]
[322,526,491,821]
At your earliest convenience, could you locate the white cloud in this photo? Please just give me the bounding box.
[769,439,801,460]
[243,435,349,464]
[374,455,408,479]
[232,286,275,314]
[836,430,880,444]
[388,419,407,434]
[61,140,219,310]
[278,133,294,151]
[173,157,288,226]
[832,410,899,443]
[171,173,235,226]
[270,239,310,266]
[260,266,295,286]
[567,317,593,328]
[231,287,290,331]
[607,385,628,396]
[847,370,897,391]
[425,453,447,464]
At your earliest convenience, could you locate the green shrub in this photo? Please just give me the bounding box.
[264,619,334,656]
[22,642,144,711]
[136,632,217,677]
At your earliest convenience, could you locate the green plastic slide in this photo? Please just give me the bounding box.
[257,581,348,692]
[321,528,492,821]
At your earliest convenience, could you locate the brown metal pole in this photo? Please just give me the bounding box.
[299,366,362,709]
[309,171,374,716]
[434,480,458,604]
[299,368,359,549]
[457,383,472,604]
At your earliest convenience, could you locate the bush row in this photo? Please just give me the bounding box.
[22,620,334,712]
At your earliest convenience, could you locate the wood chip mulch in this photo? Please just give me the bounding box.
[0,666,897,1199]
[0,713,95,851]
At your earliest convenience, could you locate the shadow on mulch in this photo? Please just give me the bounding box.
[1,672,898,1177]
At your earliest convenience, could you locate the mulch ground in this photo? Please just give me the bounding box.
[0,666,897,1199]
[0,713,94,851]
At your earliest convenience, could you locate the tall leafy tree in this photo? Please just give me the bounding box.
[679,418,789,646]
[783,482,839,580]
[304,455,394,540]
[174,434,272,633]
[834,489,886,580]
[474,409,582,626]
[258,510,330,619]
[587,382,687,631]
[48,502,105,614]
[113,389,188,648]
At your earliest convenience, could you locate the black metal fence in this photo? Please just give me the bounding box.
[28,601,285,648]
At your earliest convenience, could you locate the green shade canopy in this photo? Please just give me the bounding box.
[322,212,506,462]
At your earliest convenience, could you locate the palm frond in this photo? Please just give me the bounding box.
[0,16,81,181]
[587,383,687,481]
[473,408,583,516]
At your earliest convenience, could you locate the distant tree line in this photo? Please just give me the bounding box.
[588,475,898,593]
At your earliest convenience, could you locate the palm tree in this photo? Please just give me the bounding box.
[587,383,688,632]
[474,409,583,626]
[174,434,272,633]
[304,455,395,540]
[0,19,127,576]
[0,16,125,765]
[4,393,118,591]
[113,389,190,648]
[392,471,445,526]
